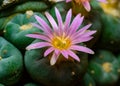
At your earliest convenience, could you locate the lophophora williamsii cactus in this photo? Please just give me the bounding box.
[24,7,96,86]
[0,37,23,85]
[95,0,120,52]
[1,0,119,86]
[4,11,46,50]
[0,0,50,32]
[87,50,120,86]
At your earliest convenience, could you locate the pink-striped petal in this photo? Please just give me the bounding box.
[69,14,81,29]
[31,23,44,31]
[67,50,80,62]
[81,30,96,37]
[45,12,58,30]
[70,45,94,54]
[26,34,51,42]
[68,14,82,35]
[73,30,96,40]
[52,0,64,2]
[66,0,72,2]
[82,1,91,12]
[54,49,59,55]
[71,24,92,39]
[70,16,84,34]
[32,23,53,39]
[77,24,92,34]
[64,9,72,30]
[34,15,52,33]
[50,51,60,65]
[61,50,68,59]
[55,7,63,30]
[44,47,54,57]
[72,37,93,44]
[26,42,51,50]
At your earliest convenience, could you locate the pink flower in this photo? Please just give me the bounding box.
[66,0,107,12]
[26,7,96,65]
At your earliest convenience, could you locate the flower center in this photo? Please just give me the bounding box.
[52,33,71,50]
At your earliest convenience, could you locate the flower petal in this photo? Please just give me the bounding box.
[45,12,58,30]
[61,50,68,59]
[81,30,96,37]
[44,47,54,57]
[55,7,63,31]
[31,23,44,31]
[72,37,93,44]
[69,14,81,29]
[49,0,64,2]
[66,0,72,2]
[32,23,53,39]
[50,51,60,65]
[68,14,83,35]
[72,16,84,33]
[82,1,91,12]
[70,45,94,54]
[26,42,51,50]
[26,34,51,42]
[67,50,80,62]
[77,24,92,34]
[71,24,92,39]
[64,9,72,30]
[34,15,52,33]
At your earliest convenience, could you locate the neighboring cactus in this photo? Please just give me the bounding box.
[88,50,119,86]
[82,73,96,86]
[117,54,120,77]
[0,37,23,85]
[4,11,46,50]
[24,82,42,86]
[96,13,120,52]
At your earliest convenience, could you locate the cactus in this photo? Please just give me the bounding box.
[4,11,46,50]
[88,50,119,86]
[0,0,120,85]
[25,39,88,86]
[0,37,23,85]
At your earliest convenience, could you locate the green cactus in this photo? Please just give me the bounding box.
[96,13,120,52]
[24,82,41,86]
[117,54,120,77]
[24,39,88,86]
[0,37,23,85]
[0,1,49,17]
[82,73,96,86]
[88,50,119,86]
[4,12,47,50]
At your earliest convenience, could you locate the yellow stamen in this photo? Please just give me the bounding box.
[102,62,112,73]
[89,83,93,86]
[20,24,33,30]
[26,10,34,18]
[0,56,2,60]
[52,33,71,50]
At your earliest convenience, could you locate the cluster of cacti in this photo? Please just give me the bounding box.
[0,0,120,86]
